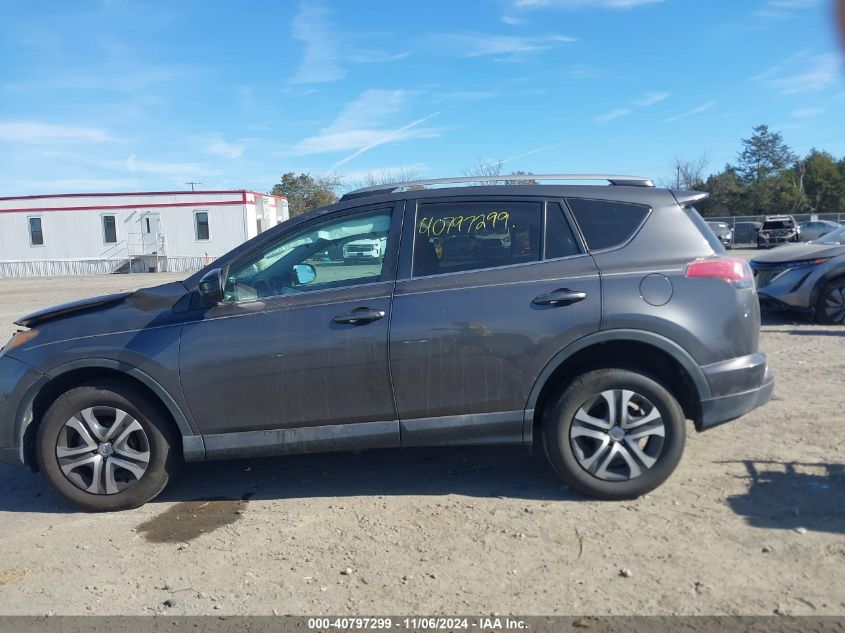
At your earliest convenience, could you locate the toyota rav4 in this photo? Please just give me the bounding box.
[0,174,774,511]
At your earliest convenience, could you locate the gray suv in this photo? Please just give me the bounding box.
[0,175,774,511]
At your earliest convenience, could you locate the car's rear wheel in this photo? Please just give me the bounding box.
[36,382,178,511]
[542,369,686,500]
[816,279,845,325]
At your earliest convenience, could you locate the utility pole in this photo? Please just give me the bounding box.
[675,166,681,189]
[186,181,202,191]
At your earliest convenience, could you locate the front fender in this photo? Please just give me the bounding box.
[10,358,205,465]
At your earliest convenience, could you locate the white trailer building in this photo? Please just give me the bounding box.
[0,190,288,277]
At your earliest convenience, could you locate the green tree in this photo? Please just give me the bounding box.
[736,124,796,184]
[270,172,343,217]
[801,149,845,212]
[699,166,744,217]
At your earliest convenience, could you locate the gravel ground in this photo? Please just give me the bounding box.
[0,254,842,616]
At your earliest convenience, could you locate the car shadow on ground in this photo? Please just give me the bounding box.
[0,446,576,514]
[721,459,845,535]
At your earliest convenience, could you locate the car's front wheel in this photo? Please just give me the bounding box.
[816,279,845,324]
[36,382,178,511]
[542,369,686,500]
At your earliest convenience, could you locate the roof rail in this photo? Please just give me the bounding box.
[341,174,654,200]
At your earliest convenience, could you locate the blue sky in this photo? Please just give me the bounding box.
[0,0,843,195]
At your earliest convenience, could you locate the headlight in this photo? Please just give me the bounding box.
[1,329,39,354]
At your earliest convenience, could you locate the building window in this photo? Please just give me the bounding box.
[103,215,117,244]
[28,217,44,246]
[195,211,210,240]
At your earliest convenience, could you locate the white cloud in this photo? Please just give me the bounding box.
[290,4,344,84]
[206,138,246,159]
[289,3,409,84]
[757,52,843,94]
[0,121,113,144]
[501,15,526,25]
[433,33,576,58]
[663,100,716,122]
[126,154,209,178]
[2,178,141,193]
[593,108,631,123]
[514,0,665,9]
[633,91,669,106]
[500,141,568,164]
[792,107,824,118]
[292,90,442,166]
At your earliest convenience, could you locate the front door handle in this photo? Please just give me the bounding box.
[333,307,386,325]
[532,288,587,306]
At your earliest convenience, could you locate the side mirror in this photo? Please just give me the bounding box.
[197,268,224,305]
[292,263,316,285]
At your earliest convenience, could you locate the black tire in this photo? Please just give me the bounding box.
[816,278,845,325]
[36,382,178,511]
[542,368,686,500]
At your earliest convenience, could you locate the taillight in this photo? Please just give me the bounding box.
[685,257,754,288]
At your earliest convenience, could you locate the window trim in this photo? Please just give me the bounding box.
[194,210,210,242]
[27,215,44,247]
[543,199,585,261]
[101,213,118,245]
[220,201,403,305]
[563,197,652,254]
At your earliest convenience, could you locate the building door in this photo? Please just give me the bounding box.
[138,212,161,253]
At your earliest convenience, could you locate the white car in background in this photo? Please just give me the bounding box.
[342,236,387,264]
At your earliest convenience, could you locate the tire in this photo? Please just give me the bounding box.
[542,369,686,500]
[36,382,178,511]
[816,279,845,325]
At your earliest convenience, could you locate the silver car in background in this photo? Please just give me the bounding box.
[751,225,845,324]
[798,220,840,242]
[706,221,733,249]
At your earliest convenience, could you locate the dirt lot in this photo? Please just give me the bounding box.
[0,254,843,616]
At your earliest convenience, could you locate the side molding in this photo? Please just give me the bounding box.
[203,420,400,460]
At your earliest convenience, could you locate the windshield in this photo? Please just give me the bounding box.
[817,226,845,244]
[762,220,795,230]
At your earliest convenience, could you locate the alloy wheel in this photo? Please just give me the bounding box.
[569,389,666,481]
[822,285,845,324]
[56,407,150,495]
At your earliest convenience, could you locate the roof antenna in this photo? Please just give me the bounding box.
[185,181,202,191]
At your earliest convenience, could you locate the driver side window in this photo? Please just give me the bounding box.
[224,209,392,303]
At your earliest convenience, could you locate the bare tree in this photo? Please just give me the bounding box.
[671,153,710,189]
[462,158,536,186]
[462,157,503,183]
[347,167,424,191]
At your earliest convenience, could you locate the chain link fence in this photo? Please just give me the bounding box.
[706,213,845,246]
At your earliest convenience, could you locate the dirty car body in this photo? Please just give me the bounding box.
[0,175,775,510]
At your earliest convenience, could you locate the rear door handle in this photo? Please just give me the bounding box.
[532,289,587,306]
[333,307,386,325]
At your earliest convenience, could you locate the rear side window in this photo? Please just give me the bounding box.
[566,198,650,251]
[545,202,581,259]
[685,205,725,252]
[413,201,542,277]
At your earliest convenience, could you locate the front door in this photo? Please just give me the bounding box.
[138,212,161,254]
[389,196,602,446]
[179,203,403,457]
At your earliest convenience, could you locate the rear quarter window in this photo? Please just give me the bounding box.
[566,198,651,251]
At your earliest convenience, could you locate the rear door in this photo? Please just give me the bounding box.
[389,196,601,446]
